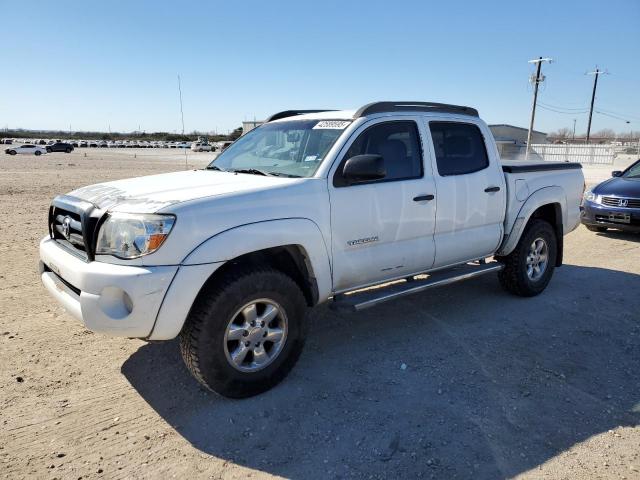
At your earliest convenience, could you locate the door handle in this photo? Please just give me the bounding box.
[413,194,435,202]
[484,186,500,193]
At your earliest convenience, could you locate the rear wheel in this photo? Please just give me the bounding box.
[586,225,607,233]
[65,148,72,153]
[35,150,41,156]
[497,219,557,297]
[180,266,308,398]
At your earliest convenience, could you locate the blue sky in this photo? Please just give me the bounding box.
[2,0,639,135]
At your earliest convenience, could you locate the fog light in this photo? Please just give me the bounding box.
[98,287,133,319]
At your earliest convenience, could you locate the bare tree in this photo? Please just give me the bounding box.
[593,128,616,140]
[550,127,572,138]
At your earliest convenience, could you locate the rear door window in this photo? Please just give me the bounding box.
[429,122,489,176]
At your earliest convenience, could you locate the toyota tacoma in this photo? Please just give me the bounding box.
[39,101,585,397]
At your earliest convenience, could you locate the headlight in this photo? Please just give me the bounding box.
[95,213,175,259]
[583,189,598,203]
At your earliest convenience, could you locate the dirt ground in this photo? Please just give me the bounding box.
[1,148,639,480]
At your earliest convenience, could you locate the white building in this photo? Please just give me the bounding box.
[241,120,264,135]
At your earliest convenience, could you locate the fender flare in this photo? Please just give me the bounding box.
[497,186,566,259]
[183,217,333,301]
[149,218,333,341]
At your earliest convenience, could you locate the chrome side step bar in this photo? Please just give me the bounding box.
[331,262,504,312]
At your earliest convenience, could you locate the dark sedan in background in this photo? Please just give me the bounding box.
[45,142,74,153]
[581,159,640,233]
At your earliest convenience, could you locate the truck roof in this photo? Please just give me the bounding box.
[268,101,479,123]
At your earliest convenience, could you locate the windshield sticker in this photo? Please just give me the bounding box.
[313,120,351,130]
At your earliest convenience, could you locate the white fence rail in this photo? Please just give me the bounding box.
[529,144,615,165]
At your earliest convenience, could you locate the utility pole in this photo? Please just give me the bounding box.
[526,57,553,159]
[586,66,607,143]
[572,119,576,140]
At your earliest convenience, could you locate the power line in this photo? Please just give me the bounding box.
[595,106,640,122]
[538,100,638,123]
[538,104,588,115]
[538,101,589,112]
[595,110,632,123]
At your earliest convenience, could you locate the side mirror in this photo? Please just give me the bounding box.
[611,170,623,177]
[342,154,386,184]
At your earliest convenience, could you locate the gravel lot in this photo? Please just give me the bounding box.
[1,148,639,479]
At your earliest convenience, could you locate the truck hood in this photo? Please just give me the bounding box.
[68,170,300,212]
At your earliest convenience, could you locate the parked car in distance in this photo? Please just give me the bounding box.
[39,101,585,398]
[2,138,13,144]
[217,140,234,151]
[46,142,75,153]
[581,158,640,233]
[88,141,98,148]
[78,140,88,147]
[191,142,213,152]
[5,144,47,156]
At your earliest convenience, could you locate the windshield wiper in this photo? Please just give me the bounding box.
[229,168,273,176]
[205,165,225,171]
[268,171,302,178]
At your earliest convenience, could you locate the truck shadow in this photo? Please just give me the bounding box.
[121,264,639,479]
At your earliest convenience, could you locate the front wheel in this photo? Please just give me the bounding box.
[180,266,308,398]
[65,148,72,153]
[497,219,557,297]
[8,150,16,155]
[35,150,42,156]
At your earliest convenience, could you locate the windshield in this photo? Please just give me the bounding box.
[622,160,640,178]
[207,119,350,178]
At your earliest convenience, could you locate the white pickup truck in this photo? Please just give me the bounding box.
[39,102,584,398]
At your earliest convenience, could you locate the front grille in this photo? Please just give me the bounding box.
[52,209,85,251]
[49,195,101,261]
[601,196,640,208]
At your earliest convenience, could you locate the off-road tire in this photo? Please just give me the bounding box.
[497,219,557,297]
[585,225,607,233]
[179,266,308,398]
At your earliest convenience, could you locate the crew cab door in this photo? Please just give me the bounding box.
[328,118,437,292]
[426,120,506,267]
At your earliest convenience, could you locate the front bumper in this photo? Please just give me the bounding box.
[580,200,640,232]
[39,237,178,338]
